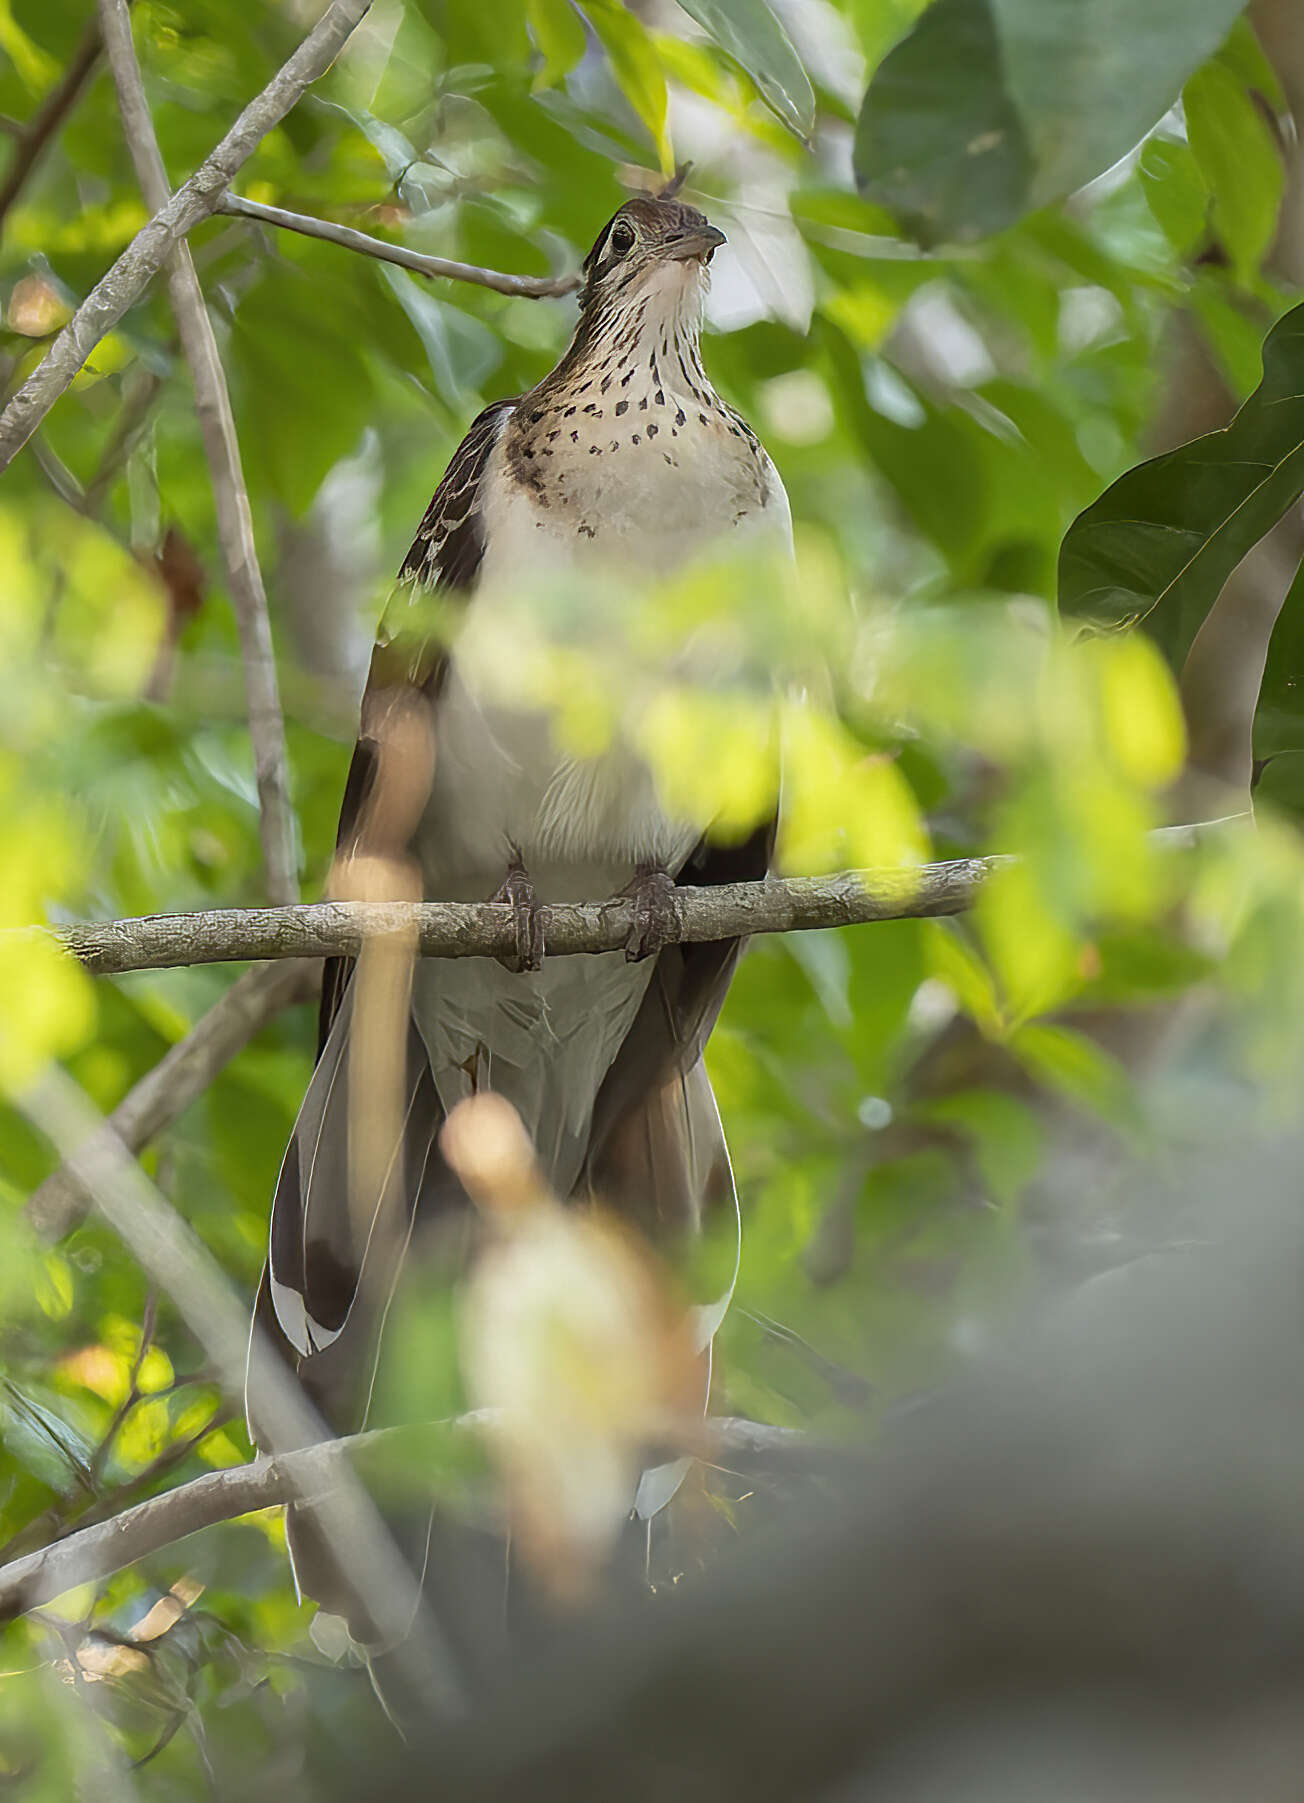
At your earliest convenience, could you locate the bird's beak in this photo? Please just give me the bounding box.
[665,225,727,264]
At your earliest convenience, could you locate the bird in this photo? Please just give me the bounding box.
[245,185,793,1653]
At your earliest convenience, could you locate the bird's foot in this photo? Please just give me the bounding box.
[620,863,680,963]
[491,850,544,973]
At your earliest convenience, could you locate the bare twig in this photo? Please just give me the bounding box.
[98,0,298,907]
[0,0,373,473]
[37,821,1247,979]
[0,14,106,228]
[17,1069,463,1710]
[45,864,997,976]
[26,960,314,1240]
[216,192,582,298]
[0,1416,812,1619]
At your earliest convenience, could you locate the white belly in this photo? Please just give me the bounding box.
[409,406,792,1191]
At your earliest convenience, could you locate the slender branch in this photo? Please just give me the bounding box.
[38,820,1245,979]
[26,959,315,1241]
[44,863,1000,977]
[98,0,299,907]
[0,0,373,474]
[216,192,582,298]
[0,14,106,228]
[17,1069,464,1709]
[0,1416,812,1619]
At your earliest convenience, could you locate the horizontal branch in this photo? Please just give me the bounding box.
[218,192,582,299]
[0,1416,812,1618]
[40,822,1243,978]
[0,0,372,472]
[47,862,1000,976]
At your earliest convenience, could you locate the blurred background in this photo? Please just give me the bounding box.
[4,0,1304,1794]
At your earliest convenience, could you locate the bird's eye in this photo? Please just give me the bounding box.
[608,221,636,257]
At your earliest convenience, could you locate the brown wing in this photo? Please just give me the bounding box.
[316,395,518,1054]
[581,817,775,1243]
[255,397,516,1402]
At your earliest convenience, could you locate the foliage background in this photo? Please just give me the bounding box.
[2,0,1304,1792]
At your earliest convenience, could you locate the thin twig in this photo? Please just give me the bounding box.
[26,960,315,1240]
[0,14,106,228]
[0,1416,813,1619]
[217,192,582,298]
[37,819,1248,979]
[17,1069,464,1711]
[98,0,298,906]
[0,0,374,474]
[45,863,999,976]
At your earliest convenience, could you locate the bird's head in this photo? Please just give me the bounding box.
[578,195,726,321]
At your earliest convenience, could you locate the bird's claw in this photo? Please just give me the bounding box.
[621,864,680,963]
[491,852,544,973]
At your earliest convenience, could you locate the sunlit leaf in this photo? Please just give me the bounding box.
[672,0,814,140]
[580,0,673,172]
[526,0,588,88]
[1183,57,1283,281]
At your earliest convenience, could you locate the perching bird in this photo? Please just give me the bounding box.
[246,187,793,1645]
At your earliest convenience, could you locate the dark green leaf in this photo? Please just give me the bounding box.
[1255,557,1304,759]
[855,0,1249,245]
[1059,300,1304,655]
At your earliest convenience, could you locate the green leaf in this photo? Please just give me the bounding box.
[1138,135,1208,257]
[1255,556,1304,759]
[1010,1022,1144,1137]
[580,0,673,172]
[1058,300,1304,658]
[1183,59,1282,281]
[854,0,1249,245]
[526,0,588,88]
[672,0,815,140]
[913,1088,1044,1207]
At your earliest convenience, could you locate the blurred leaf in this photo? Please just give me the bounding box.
[1058,299,1304,660]
[854,0,1248,245]
[580,0,673,172]
[1183,58,1282,281]
[673,0,815,140]
[913,1088,1044,1206]
[1138,135,1208,257]
[926,921,1005,1039]
[1010,1020,1145,1137]
[380,265,504,406]
[526,0,588,88]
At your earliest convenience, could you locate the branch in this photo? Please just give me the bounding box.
[0,1416,812,1619]
[17,1069,463,1708]
[47,862,1001,977]
[98,0,299,907]
[218,192,582,299]
[0,0,373,474]
[25,959,315,1241]
[39,821,1244,979]
[0,14,106,228]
